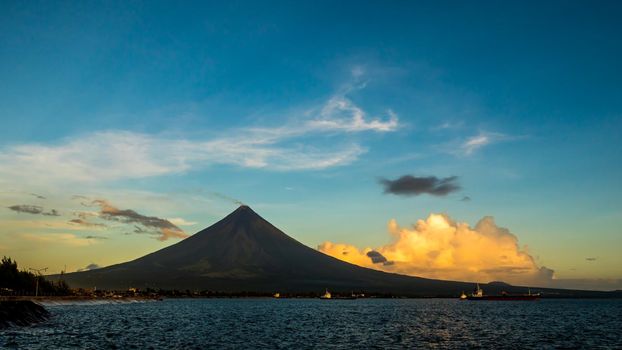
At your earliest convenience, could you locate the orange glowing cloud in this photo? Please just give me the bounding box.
[318,213,554,286]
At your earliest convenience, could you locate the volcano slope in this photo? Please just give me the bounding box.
[52,206,619,297]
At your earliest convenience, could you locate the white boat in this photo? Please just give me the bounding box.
[319,289,332,299]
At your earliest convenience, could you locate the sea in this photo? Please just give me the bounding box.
[2,298,621,349]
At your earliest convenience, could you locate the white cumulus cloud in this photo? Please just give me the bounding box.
[319,213,554,286]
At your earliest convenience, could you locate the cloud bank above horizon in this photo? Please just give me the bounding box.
[319,213,555,287]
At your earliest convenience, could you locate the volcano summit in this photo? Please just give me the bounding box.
[53,206,614,297]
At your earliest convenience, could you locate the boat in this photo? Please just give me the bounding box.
[273,292,280,298]
[459,291,468,300]
[319,289,332,299]
[319,289,357,300]
[466,284,540,301]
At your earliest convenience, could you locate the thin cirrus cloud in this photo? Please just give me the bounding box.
[69,218,107,228]
[460,131,512,155]
[7,204,60,216]
[167,217,198,227]
[379,175,461,197]
[84,235,108,240]
[19,233,97,247]
[0,93,398,185]
[309,96,398,132]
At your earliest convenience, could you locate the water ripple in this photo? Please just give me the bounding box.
[2,299,621,349]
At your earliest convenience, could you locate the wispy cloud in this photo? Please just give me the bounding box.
[460,131,511,155]
[69,218,107,228]
[206,192,245,206]
[309,97,398,132]
[84,235,108,240]
[7,204,60,216]
[0,219,101,231]
[19,233,96,247]
[1,192,199,244]
[431,121,463,131]
[462,133,491,154]
[0,90,398,185]
[167,217,197,227]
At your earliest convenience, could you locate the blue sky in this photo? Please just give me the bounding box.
[0,1,620,290]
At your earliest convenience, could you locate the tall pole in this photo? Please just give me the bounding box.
[29,267,48,297]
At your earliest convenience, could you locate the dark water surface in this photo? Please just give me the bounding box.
[2,298,621,349]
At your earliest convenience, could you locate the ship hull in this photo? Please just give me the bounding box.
[319,297,357,300]
[467,295,540,301]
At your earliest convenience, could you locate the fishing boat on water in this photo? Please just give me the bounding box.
[319,289,357,300]
[465,284,540,301]
[320,289,332,299]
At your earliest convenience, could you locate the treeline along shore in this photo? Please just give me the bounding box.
[0,257,69,296]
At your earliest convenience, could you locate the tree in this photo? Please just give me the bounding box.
[0,256,71,296]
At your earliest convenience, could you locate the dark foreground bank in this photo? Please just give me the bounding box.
[0,301,49,329]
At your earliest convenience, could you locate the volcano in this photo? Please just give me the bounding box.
[53,206,618,297]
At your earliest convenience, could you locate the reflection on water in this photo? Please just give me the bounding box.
[2,298,622,349]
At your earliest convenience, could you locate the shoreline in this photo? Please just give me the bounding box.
[0,295,161,306]
[0,300,49,329]
[2,295,621,303]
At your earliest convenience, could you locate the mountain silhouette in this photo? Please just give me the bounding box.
[53,206,620,297]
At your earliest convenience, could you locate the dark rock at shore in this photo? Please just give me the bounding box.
[0,301,50,329]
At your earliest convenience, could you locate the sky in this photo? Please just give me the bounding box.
[0,1,620,290]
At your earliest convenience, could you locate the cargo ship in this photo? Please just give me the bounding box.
[466,284,540,301]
